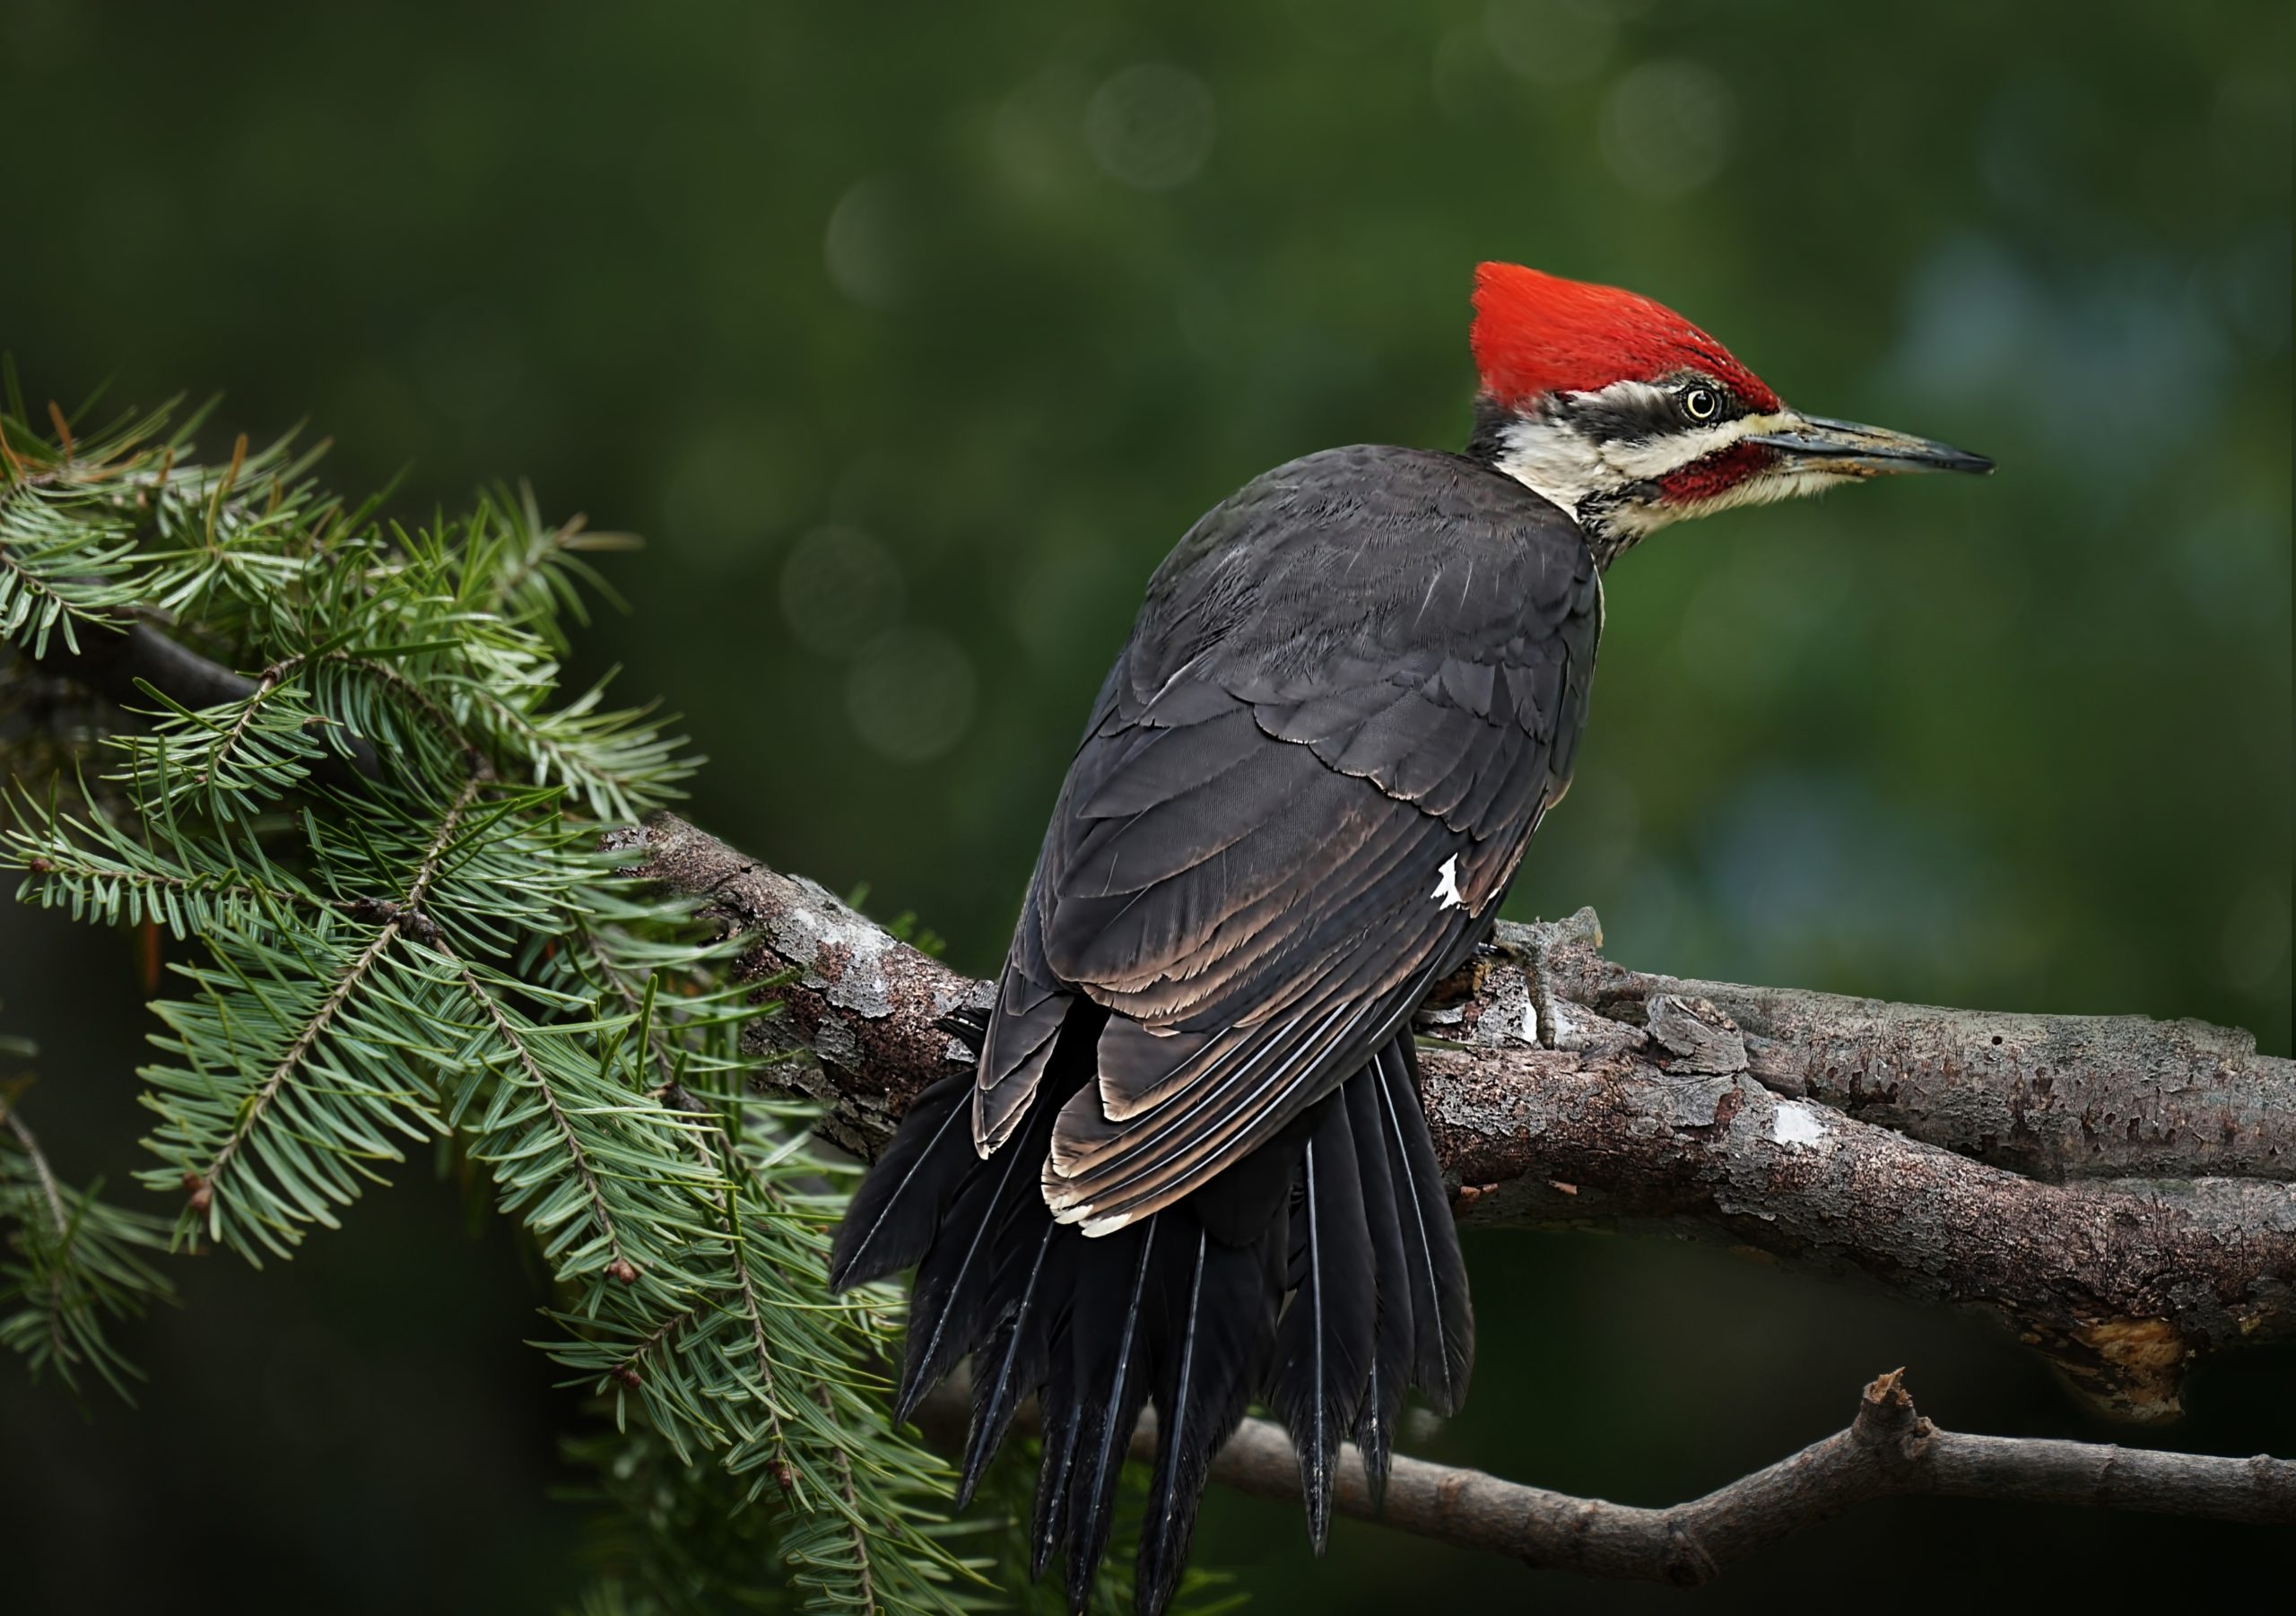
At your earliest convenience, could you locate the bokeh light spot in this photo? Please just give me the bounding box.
[1485,0,1614,88]
[1599,58,1735,199]
[988,70,1091,204]
[780,525,907,656]
[824,176,914,308]
[846,628,978,762]
[1084,64,1215,192]
[661,417,820,571]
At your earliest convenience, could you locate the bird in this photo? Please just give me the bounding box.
[828,262,1989,1612]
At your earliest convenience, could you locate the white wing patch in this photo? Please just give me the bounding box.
[1431,855,1465,911]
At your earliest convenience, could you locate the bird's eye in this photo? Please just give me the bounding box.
[1682,386,1721,422]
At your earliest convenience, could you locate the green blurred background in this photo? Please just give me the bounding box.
[1,0,2288,1609]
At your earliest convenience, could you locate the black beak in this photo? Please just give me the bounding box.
[1745,414,1994,477]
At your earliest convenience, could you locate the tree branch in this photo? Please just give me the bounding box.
[1514,908,2293,1182]
[22,585,2292,1575]
[609,811,2296,1424]
[26,612,384,785]
[909,1369,2291,1583]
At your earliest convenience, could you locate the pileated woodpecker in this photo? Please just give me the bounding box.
[831,263,1989,1611]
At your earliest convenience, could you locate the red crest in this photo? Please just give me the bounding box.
[1470,263,1779,413]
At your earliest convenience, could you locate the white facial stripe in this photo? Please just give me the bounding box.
[1601,465,1853,542]
[1601,409,1794,481]
[1557,380,1786,482]
[1490,377,1797,524]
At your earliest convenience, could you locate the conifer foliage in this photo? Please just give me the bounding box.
[0,386,991,1612]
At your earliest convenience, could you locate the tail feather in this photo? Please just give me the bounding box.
[1266,1090,1377,1553]
[831,1023,1474,1613]
[1344,1058,1413,1504]
[1374,1041,1474,1413]
[1061,1219,1162,1612]
[1031,1351,1084,1582]
[826,1072,976,1291]
[896,1071,1065,1422]
[893,1131,1033,1422]
[956,1219,1062,1508]
[1135,1211,1282,1615]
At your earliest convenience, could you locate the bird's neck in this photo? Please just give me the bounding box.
[1465,398,1645,570]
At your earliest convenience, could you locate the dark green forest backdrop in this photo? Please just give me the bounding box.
[1,1,2288,1611]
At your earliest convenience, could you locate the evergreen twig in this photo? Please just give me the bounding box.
[0,396,981,1613]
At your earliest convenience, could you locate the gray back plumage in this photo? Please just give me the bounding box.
[984,445,1600,1224]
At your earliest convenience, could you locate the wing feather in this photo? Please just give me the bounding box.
[974,451,1596,1240]
[1046,916,1454,1230]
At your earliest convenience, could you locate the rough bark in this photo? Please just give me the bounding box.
[1513,906,2292,1182]
[610,811,2296,1424]
[1421,1032,2291,1423]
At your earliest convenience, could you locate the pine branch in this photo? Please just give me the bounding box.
[0,1087,174,1398]
[1,798,339,935]
[561,913,984,1607]
[452,958,646,1282]
[170,773,482,1251]
[1,1108,72,1372]
[1,397,977,1613]
[200,923,399,1186]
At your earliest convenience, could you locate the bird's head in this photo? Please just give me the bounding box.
[1467,262,1990,564]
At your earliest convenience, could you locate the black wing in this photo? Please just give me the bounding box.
[975,447,1599,1232]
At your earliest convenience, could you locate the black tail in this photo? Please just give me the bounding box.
[830,1027,1472,1616]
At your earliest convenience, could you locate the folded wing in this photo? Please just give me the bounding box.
[972,450,1600,1231]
